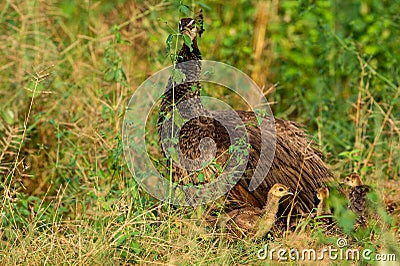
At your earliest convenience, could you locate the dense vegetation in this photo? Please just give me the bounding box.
[0,0,399,264]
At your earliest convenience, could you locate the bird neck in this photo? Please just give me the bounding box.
[317,198,330,216]
[261,193,280,218]
[159,38,204,126]
[354,178,363,186]
[253,194,280,238]
[177,38,202,63]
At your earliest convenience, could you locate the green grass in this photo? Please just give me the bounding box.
[0,0,399,264]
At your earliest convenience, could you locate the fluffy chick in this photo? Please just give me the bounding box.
[206,183,293,238]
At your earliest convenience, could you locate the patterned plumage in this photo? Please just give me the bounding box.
[385,199,400,238]
[157,16,333,216]
[343,173,370,228]
[384,199,398,215]
[206,184,293,238]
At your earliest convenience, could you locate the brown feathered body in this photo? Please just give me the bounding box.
[158,17,333,216]
[207,206,263,238]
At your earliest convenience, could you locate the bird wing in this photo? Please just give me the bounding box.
[212,110,333,215]
[231,213,259,230]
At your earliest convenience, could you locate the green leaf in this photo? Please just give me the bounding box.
[1,110,15,124]
[197,2,211,10]
[115,31,121,43]
[130,241,141,254]
[171,68,186,84]
[214,163,223,172]
[169,137,179,145]
[255,114,263,126]
[104,69,114,81]
[179,5,191,16]
[198,172,205,183]
[115,234,127,247]
[364,45,379,55]
[166,34,173,55]
[60,1,76,17]
[183,34,193,52]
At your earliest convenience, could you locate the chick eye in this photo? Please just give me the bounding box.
[279,188,284,192]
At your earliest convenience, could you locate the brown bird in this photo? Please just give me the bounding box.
[157,15,333,217]
[206,183,293,238]
[342,173,370,228]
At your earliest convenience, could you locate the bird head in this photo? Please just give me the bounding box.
[179,12,204,40]
[342,173,363,187]
[269,184,293,198]
[316,187,329,201]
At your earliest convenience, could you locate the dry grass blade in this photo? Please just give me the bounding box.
[0,126,21,167]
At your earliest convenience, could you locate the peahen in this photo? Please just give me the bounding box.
[157,15,333,216]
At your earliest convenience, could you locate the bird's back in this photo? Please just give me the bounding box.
[348,185,370,214]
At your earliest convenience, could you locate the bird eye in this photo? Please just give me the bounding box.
[279,188,284,191]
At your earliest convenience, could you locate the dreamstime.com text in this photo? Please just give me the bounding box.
[257,238,397,262]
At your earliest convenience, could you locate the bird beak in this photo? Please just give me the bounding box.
[286,191,294,196]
